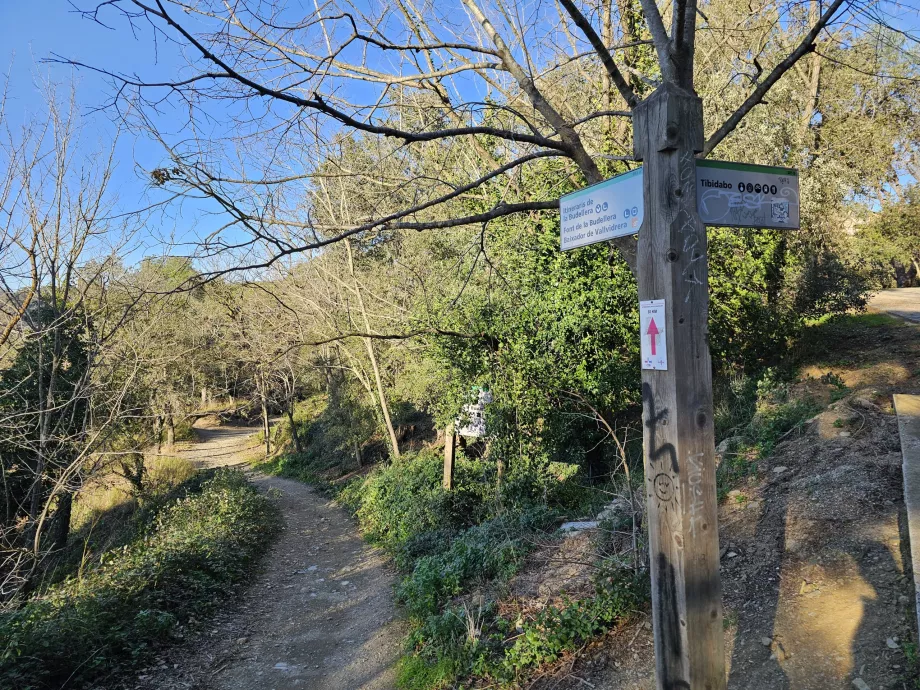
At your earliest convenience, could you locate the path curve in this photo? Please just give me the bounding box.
[140,422,405,690]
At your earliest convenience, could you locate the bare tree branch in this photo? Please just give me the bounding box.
[557,0,639,107]
[703,0,848,156]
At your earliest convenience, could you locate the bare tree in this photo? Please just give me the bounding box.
[64,0,917,281]
[0,82,142,600]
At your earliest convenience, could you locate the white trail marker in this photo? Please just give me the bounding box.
[640,299,668,370]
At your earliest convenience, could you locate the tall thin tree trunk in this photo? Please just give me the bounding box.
[363,337,400,459]
[155,414,163,455]
[50,491,73,551]
[601,0,614,145]
[345,240,400,460]
[165,413,175,449]
[800,0,823,150]
[262,392,271,457]
[287,406,302,453]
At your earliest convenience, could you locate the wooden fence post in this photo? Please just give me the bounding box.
[633,83,725,689]
[443,423,455,491]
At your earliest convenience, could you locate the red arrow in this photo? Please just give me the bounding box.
[647,317,660,356]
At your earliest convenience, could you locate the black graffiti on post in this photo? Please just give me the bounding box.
[645,388,689,687]
[643,383,678,474]
[656,552,691,689]
[644,382,680,519]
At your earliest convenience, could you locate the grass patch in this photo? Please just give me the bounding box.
[795,312,905,365]
[716,396,821,498]
[400,558,647,688]
[713,366,822,499]
[0,469,282,690]
[71,455,196,533]
[805,311,901,329]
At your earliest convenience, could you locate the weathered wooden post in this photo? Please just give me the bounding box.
[633,83,725,689]
[443,423,456,490]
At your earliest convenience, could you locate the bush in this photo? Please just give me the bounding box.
[400,561,647,688]
[714,369,821,496]
[501,568,646,678]
[397,510,558,618]
[0,470,281,689]
[339,449,496,555]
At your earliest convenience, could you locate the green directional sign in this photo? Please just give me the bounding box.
[695,159,800,229]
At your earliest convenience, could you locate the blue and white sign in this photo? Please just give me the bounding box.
[560,168,644,251]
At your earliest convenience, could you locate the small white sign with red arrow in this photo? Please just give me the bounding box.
[639,299,668,370]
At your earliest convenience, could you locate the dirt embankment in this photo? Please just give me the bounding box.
[538,310,920,689]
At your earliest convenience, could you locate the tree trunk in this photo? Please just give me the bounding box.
[353,438,363,469]
[633,83,725,689]
[262,397,271,457]
[50,491,73,551]
[287,408,302,453]
[800,0,823,153]
[345,240,401,460]
[363,337,400,460]
[443,424,456,491]
[154,414,163,455]
[166,413,175,449]
[120,452,145,494]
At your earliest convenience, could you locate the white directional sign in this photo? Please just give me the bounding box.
[639,299,668,371]
[456,387,493,438]
[560,167,643,250]
[696,160,799,229]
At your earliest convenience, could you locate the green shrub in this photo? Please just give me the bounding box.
[500,566,646,678]
[340,449,495,554]
[397,510,557,618]
[0,470,281,689]
[749,397,820,456]
[715,369,821,496]
[400,561,647,689]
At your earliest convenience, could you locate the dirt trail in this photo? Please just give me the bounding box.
[139,423,405,690]
[869,287,920,323]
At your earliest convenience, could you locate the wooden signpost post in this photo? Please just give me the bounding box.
[443,423,455,491]
[633,84,725,689]
[560,83,799,689]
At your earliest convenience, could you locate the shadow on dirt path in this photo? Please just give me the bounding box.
[136,422,405,690]
[545,311,920,690]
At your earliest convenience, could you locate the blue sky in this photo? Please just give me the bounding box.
[0,1,204,263]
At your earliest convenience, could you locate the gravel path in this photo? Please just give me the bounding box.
[137,423,405,690]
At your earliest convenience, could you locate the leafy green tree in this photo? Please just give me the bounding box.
[854,188,920,287]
